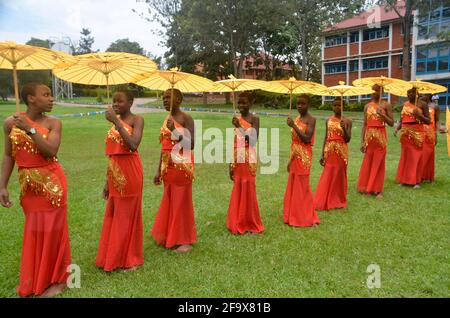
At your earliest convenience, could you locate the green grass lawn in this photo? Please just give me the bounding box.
[0,102,449,298]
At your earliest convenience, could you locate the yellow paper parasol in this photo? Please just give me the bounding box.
[316,81,374,115]
[209,75,268,115]
[262,77,327,115]
[134,67,214,111]
[0,41,76,112]
[353,76,412,101]
[384,79,447,107]
[53,52,157,101]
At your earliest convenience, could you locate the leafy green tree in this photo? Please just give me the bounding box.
[72,28,96,55]
[106,38,145,55]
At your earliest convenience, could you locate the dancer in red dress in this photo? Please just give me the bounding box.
[357,85,394,199]
[0,83,71,297]
[226,92,264,234]
[151,89,196,253]
[283,95,320,227]
[314,98,352,211]
[96,91,144,272]
[395,88,430,188]
[420,94,440,183]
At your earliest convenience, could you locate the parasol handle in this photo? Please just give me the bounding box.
[106,74,110,103]
[170,85,174,114]
[12,64,19,113]
[341,93,344,117]
[289,92,293,117]
[232,90,237,116]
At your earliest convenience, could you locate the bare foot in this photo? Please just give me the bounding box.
[413,184,421,189]
[123,266,139,273]
[175,245,192,253]
[39,283,66,298]
[376,193,384,200]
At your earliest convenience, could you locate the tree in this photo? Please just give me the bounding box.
[106,38,145,55]
[281,0,366,80]
[26,37,53,49]
[21,38,52,90]
[72,28,96,55]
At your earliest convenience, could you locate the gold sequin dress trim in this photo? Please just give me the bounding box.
[290,144,312,170]
[161,152,195,180]
[107,158,127,195]
[107,125,132,145]
[424,108,436,144]
[160,118,194,180]
[324,141,349,165]
[289,117,312,170]
[364,127,387,149]
[401,127,424,148]
[18,168,63,207]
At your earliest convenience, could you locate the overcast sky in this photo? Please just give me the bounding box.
[0,0,166,57]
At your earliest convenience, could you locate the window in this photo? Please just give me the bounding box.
[349,32,359,43]
[416,42,450,74]
[362,57,388,70]
[417,62,426,73]
[418,6,450,40]
[439,59,449,71]
[363,26,389,41]
[443,7,450,19]
[349,60,359,72]
[325,34,347,47]
[325,62,347,74]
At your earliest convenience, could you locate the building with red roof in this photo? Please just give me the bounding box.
[321,1,409,104]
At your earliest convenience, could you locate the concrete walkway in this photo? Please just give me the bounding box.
[55,98,164,114]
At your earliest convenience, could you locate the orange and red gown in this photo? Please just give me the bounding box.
[96,120,144,271]
[422,107,436,182]
[357,102,388,194]
[226,117,264,234]
[396,102,425,185]
[314,116,349,211]
[151,116,196,248]
[283,117,320,227]
[10,115,71,297]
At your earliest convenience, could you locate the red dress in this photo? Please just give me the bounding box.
[422,107,436,182]
[226,117,264,234]
[96,120,144,271]
[314,116,349,211]
[283,117,320,227]
[10,115,71,297]
[151,116,196,248]
[396,102,425,185]
[357,102,388,194]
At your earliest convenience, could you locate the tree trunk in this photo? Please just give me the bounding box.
[402,1,413,80]
[237,56,245,78]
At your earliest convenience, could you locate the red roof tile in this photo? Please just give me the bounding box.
[323,0,406,33]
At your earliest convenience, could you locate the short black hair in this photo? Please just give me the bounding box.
[238,91,254,104]
[297,94,310,104]
[115,90,134,104]
[21,83,41,106]
[333,97,346,107]
[166,88,183,103]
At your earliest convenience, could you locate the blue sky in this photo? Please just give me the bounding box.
[0,0,166,57]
